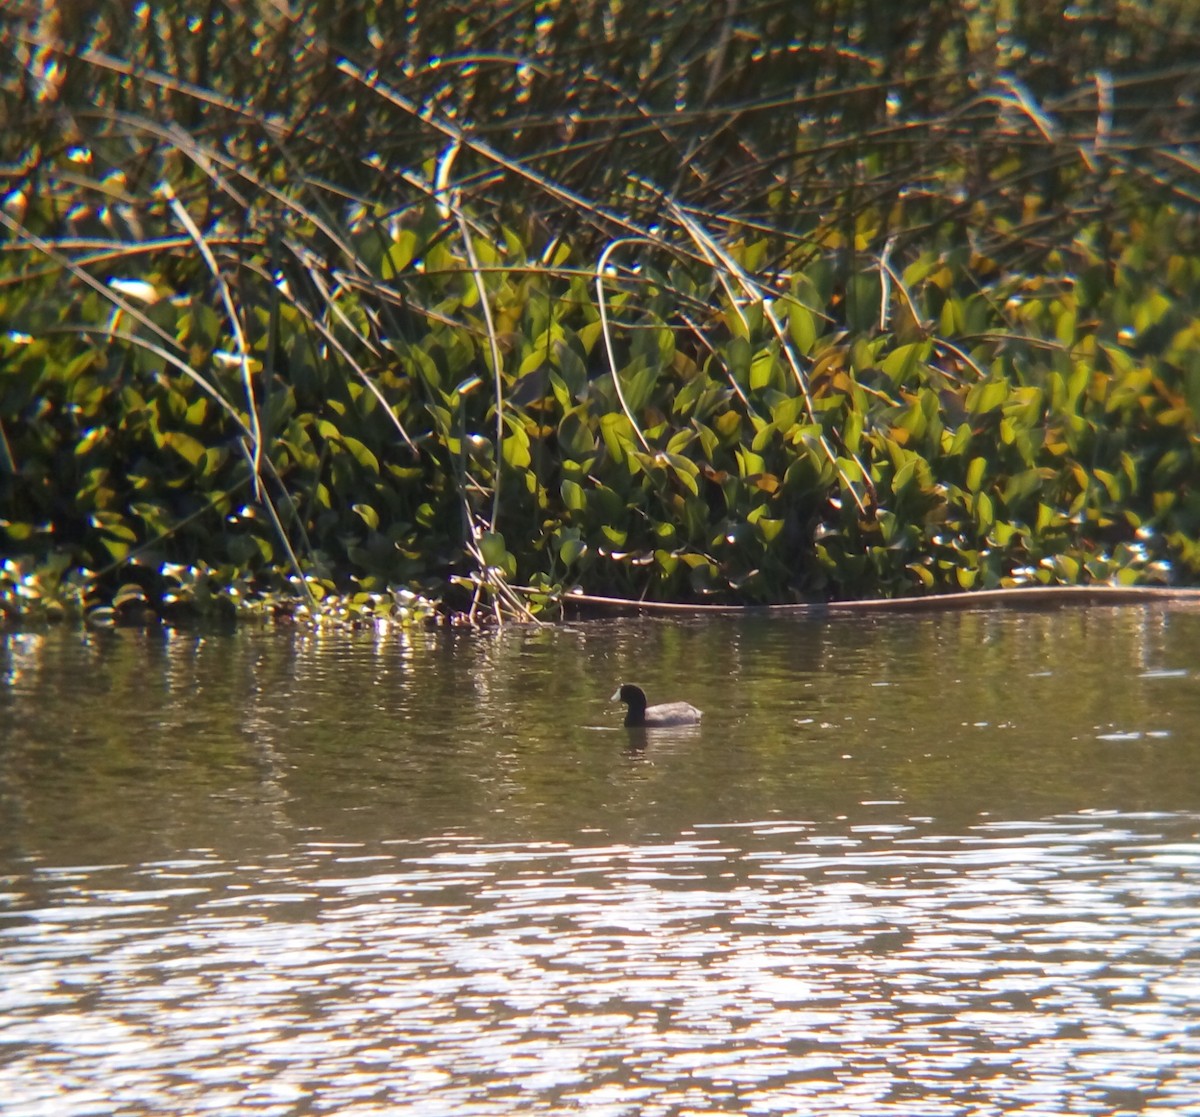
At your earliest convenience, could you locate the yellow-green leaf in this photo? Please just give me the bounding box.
[561,478,586,511]
[342,436,380,473]
[965,456,987,493]
[353,503,380,531]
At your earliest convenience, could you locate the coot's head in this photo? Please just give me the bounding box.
[611,683,649,727]
[611,683,648,714]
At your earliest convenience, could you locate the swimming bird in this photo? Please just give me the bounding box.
[611,683,702,728]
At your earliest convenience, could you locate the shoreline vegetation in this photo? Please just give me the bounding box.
[3,2,1200,628]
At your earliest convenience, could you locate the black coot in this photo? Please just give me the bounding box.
[611,683,702,727]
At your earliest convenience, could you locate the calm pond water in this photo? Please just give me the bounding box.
[2,607,1199,1115]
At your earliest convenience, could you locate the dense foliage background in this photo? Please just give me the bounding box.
[3,0,1200,622]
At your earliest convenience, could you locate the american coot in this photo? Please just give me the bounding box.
[611,683,702,728]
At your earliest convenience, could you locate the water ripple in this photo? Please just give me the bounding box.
[2,812,1199,1115]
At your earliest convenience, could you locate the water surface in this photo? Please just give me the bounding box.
[2,608,1199,1114]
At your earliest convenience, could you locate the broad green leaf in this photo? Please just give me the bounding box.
[621,359,659,414]
[835,456,864,483]
[788,302,817,355]
[725,335,751,380]
[665,428,695,456]
[353,503,380,530]
[892,457,917,494]
[558,535,586,566]
[342,436,380,473]
[842,408,862,453]
[576,320,603,355]
[502,423,532,469]
[663,452,699,496]
[940,297,965,335]
[881,342,929,385]
[90,511,137,541]
[382,230,418,279]
[479,531,512,572]
[561,478,586,511]
[714,410,742,445]
[1054,303,1077,347]
[966,377,1010,415]
[185,397,208,426]
[99,537,132,562]
[1052,553,1081,582]
[599,412,635,463]
[600,523,627,546]
[694,421,719,460]
[749,349,776,391]
[75,428,107,456]
[965,456,987,493]
[199,448,224,478]
[1094,468,1122,502]
[735,446,766,477]
[1133,291,1171,335]
[654,549,679,577]
[162,431,207,466]
[755,517,785,542]
[946,422,972,455]
[557,411,595,459]
[990,520,1017,546]
[908,562,935,587]
[516,346,549,379]
[974,490,994,532]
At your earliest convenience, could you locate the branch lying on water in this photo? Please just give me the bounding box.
[562,585,1200,617]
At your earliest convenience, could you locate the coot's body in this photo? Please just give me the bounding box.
[611,684,702,728]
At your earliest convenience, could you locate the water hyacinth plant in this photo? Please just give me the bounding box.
[2,1,1199,624]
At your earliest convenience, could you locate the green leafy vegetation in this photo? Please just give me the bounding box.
[2,1,1199,624]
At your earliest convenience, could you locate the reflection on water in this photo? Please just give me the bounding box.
[3,818,1199,1116]
[2,610,1200,1114]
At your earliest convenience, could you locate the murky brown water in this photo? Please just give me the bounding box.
[2,608,1199,1114]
